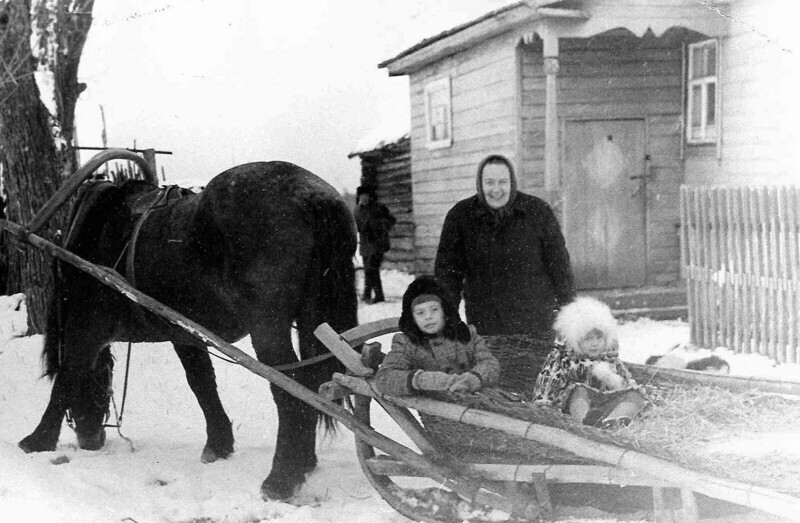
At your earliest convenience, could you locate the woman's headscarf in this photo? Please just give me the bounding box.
[475,154,518,213]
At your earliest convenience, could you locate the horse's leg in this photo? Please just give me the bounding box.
[250,320,317,500]
[19,341,102,453]
[172,344,234,463]
[18,371,71,452]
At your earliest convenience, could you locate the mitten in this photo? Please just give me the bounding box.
[448,372,482,393]
[590,361,626,391]
[412,371,457,391]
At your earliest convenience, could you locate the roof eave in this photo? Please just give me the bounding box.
[380,4,540,77]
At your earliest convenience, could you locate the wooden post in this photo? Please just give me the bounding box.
[653,487,671,522]
[679,487,699,522]
[541,25,560,191]
[142,149,159,185]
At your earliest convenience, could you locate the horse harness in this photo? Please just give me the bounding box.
[117,186,335,373]
[119,184,187,288]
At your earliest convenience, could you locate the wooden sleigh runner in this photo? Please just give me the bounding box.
[315,318,800,523]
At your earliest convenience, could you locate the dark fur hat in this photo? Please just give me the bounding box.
[399,275,471,345]
[356,185,376,198]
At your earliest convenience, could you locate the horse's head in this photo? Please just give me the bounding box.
[68,347,115,450]
[43,180,160,381]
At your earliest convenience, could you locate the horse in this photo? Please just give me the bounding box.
[17,161,359,500]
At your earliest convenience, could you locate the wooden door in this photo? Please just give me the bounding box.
[563,119,647,289]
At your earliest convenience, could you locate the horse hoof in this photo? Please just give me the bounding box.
[260,475,302,501]
[200,444,234,464]
[77,429,105,451]
[18,434,57,453]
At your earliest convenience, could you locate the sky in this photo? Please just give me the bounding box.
[2,274,799,522]
[74,0,514,191]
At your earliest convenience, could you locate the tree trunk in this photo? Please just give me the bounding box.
[0,0,94,333]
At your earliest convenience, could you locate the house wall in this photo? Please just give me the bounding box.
[408,31,520,274]
[684,1,800,185]
[521,31,693,285]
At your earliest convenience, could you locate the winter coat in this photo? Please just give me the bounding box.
[374,325,500,396]
[531,343,635,410]
[434,191,575,336]
[532,296,637,410]
[354,202,395,259]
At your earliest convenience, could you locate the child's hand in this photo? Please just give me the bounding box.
[448,372,482,393]
[413,371,458,391]
[590,361,626,390]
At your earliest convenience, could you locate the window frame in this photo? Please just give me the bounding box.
[423,77,453,149]
[685,38,720,145]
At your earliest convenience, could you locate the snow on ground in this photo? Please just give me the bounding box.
[0,271,798,523]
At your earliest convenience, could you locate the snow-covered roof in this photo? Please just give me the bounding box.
[348,112,410,158]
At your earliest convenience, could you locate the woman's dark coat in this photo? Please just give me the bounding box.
[434,192,575,337]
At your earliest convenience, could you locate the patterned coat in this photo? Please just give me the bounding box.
[374,325,500,396]
[531,343,635,410]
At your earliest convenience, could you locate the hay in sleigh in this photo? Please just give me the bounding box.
[418,334,800,498]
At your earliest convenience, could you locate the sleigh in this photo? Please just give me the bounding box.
[315,317,800,522]
[5,149,800,522]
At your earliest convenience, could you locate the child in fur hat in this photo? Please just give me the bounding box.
[374,276,500,396]
[532,296,648,426]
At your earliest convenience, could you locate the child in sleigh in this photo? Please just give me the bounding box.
[374,276,500,396]
[532,296,649,427]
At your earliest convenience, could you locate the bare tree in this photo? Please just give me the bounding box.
[0,0,94,332]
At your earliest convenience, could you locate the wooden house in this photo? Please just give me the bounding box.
[348,135,415,272]
[378,0,798,294]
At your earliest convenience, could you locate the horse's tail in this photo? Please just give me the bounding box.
[315,196,358,335]
[306,193,358,434]
[42,262,65,379]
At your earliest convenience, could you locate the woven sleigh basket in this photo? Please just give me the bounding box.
[418,334,620,464]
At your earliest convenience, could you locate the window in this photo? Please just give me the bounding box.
[686,39,719,144]
[423,77,452,149]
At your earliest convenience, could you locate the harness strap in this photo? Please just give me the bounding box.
[125,185,183,288]
[272,352,335,372]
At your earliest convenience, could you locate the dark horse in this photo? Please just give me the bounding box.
[18,161,358,500]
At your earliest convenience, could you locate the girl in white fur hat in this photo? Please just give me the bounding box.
[532,296,648,427]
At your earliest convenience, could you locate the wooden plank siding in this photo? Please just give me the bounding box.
[520,31,692,285]
[683,0,799,186]
[409,31,519,274]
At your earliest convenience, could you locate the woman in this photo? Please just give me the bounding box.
[434,155,575,337]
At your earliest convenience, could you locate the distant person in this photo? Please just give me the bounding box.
[374,276,500,396]
[532,297,649,427]
[354,185,396,303]
[435,154,575,337]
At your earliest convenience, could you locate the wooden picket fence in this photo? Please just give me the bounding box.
[681,185,800,363]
